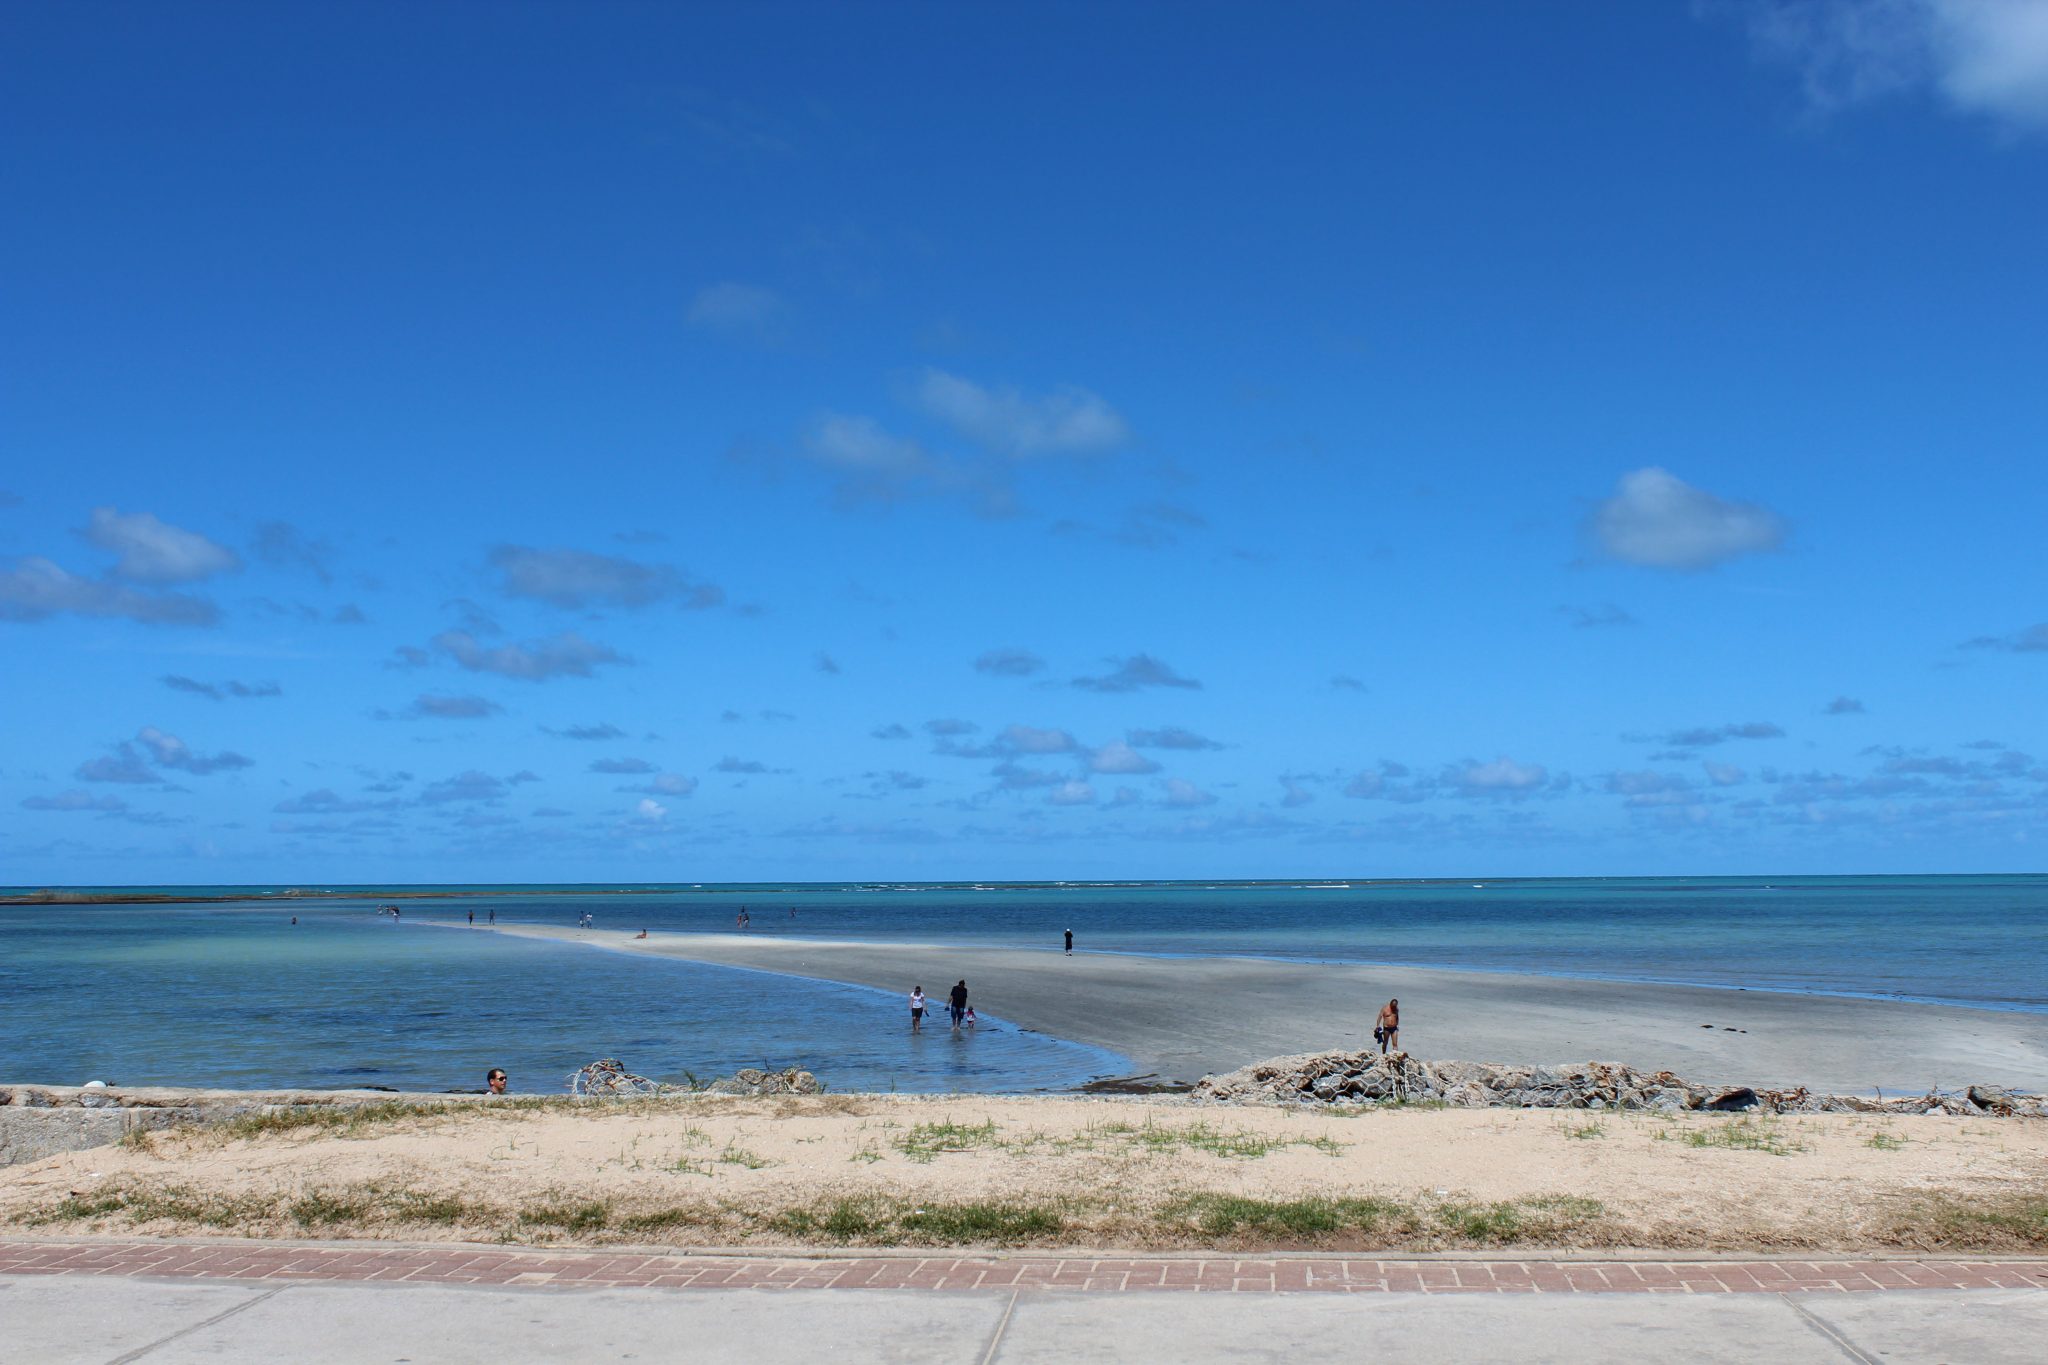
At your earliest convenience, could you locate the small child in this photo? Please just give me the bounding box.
[963,1006,977,1027]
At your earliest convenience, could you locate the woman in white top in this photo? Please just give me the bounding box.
[909,986,926,1033]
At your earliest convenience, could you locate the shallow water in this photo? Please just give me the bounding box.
[4,875,2044,1093]
[0,903,1122,1094]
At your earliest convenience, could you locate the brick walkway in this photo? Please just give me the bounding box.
[3,1239,2045,1294]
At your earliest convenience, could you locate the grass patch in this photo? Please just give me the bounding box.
[517,1200,613,1234]
[1681,1117,1805,1156]
[287,1190,374,1227]
[894,1119,1003,1162]
[769,1196,1064,1246]
[393,1192,479,1225]
[718,1143,773,1170]
[618,1206,716,1235]
[1559,1120,1607,1140]
[1165,1194,1414,1240]
[1433,1196,1604,1244]
[1892,1192,2048,1249]
[27,1182,273,1229]
[214,1100,450,1141]
[1865,1131,1908,1151]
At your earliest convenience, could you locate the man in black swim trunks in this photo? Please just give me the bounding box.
[949,980,969,1031]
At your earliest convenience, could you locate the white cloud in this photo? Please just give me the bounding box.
[1590,468,1786,570]
[0,557,219,625]
[76,744,156,784]
[419,770,509,804]
[912,369,1130,458]
[1159,777,1217,808]
[1089,741,1160,775]
[408,694,499,720]
[1072,654,1202,693]
[1127,726,1223,750]
[1001,724,1078,755]
[22,789,128,813]
[488,545,721,610]
[1447,756,1547,797]
[433,629,628,682]
[135,727,252,775]
[635,797,669,822]
[1047,780,1097,806]
[81,507,239,583]
[806,414,942,478]
[686,282,785,340]
[1704,761,1748,787]
[1746,0,2048,132]
[974,648,1045,677]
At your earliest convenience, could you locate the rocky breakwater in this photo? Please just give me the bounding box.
[1192,1051,2048,1117]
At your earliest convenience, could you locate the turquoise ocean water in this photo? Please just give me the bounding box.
[3,876,2043,1093]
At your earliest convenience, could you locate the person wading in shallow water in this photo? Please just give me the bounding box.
[1375,998,1400,1055]
[949,980,969,1031]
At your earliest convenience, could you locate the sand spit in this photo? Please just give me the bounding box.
[475,924,2048,1093]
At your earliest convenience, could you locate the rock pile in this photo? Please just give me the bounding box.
[1191,1051,2047,1117]
[704,1067,824,1096]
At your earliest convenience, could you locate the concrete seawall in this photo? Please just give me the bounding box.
[0,1084,484,1167]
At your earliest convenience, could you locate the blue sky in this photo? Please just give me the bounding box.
[4,1,2046,883]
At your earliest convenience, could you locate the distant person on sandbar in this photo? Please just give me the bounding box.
[488,908,494,924]
[468,909,474,926]
[486,1068,508,1095]
[1375,998,1400,1055]
[635,929,648,939]
[909,986,926,1032]
[1064,928,1073,955]
[949,980,969,1031]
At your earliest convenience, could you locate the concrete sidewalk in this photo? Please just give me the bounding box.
[6,1274,2047,1364]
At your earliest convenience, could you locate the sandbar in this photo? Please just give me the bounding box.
[479,924,2048,1093]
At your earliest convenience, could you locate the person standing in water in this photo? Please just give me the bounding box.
[1063,928,1073,955]
[909,985,926,1032]
[488,908,494,924]
[467,909,474,926]
[1375,998,1400,1055]
[948,980,969,1031]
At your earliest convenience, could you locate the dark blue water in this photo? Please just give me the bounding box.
[5,876,2044,1092]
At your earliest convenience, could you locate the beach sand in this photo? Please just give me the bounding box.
[481,924,2048,1093]
[6,1095,2042,1252]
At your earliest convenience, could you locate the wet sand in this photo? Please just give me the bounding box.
[481,925,2048,1093]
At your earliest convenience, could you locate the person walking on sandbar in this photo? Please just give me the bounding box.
[1064,928,1073,955]
[1375,998,1400,1055]
[949,980,969,1031]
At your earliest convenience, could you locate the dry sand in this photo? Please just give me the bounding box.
[481,924,2048,1094]
[5,1096,2042,1252]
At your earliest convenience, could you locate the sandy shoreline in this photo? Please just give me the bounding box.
[6,1095,2043,1253]
[471,923,2048,1094]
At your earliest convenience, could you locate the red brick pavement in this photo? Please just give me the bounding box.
[2,1240,2046,1295]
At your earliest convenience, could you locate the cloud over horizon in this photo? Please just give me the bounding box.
[1590,468,1787,570]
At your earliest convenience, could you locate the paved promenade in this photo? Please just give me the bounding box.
[3,1240,2045,1363]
